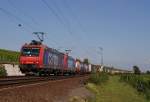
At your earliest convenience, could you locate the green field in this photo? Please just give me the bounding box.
[87,76,149,102]
[0,49,20,63]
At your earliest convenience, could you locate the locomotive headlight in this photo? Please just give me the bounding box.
[36,58,39,64]
[36,61,39,64]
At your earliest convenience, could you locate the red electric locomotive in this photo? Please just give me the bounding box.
[19,40,75,76]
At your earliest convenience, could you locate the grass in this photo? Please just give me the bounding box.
[88,72,109,85]
[86,76,149,102]
[120,74,150,99]
[69,96,87,102]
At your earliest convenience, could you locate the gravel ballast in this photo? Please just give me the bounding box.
[0,76,93,102]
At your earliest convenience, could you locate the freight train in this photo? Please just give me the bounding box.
[19,40,91,76]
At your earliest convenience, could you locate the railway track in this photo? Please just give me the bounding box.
[0,75,88,89]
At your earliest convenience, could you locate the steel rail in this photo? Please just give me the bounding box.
[0,75,88,88]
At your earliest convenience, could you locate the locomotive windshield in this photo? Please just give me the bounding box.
[22,48,40,56]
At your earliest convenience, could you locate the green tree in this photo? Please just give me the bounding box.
[146,70,150,74]
[83,58,89,65]
[133,65,141,75]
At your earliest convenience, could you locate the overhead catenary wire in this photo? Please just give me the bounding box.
[41,0,65,25]
[50,0,72,33]
[7,0,40,26]
[0,7,32,32]
[41,0,73,36]
[62,0,94,59]
[43,0,86,49]
[48,0,79,45]
[50,0,86,50]
[63,0,87,37]
[40,0,79,52]
[51,0,88,47]
[0,7,36,31]
[7,0,60,47]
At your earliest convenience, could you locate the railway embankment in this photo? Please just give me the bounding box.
[0,75,91,102]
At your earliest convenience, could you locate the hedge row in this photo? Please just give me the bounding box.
[120,74,150,100]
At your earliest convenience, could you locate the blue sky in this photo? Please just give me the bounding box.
[0,0,150,71]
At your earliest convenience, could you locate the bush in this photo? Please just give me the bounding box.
[0,64,7,76]
[145,88,150,100]
[88,72,109,85]
[120,74,150,100]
